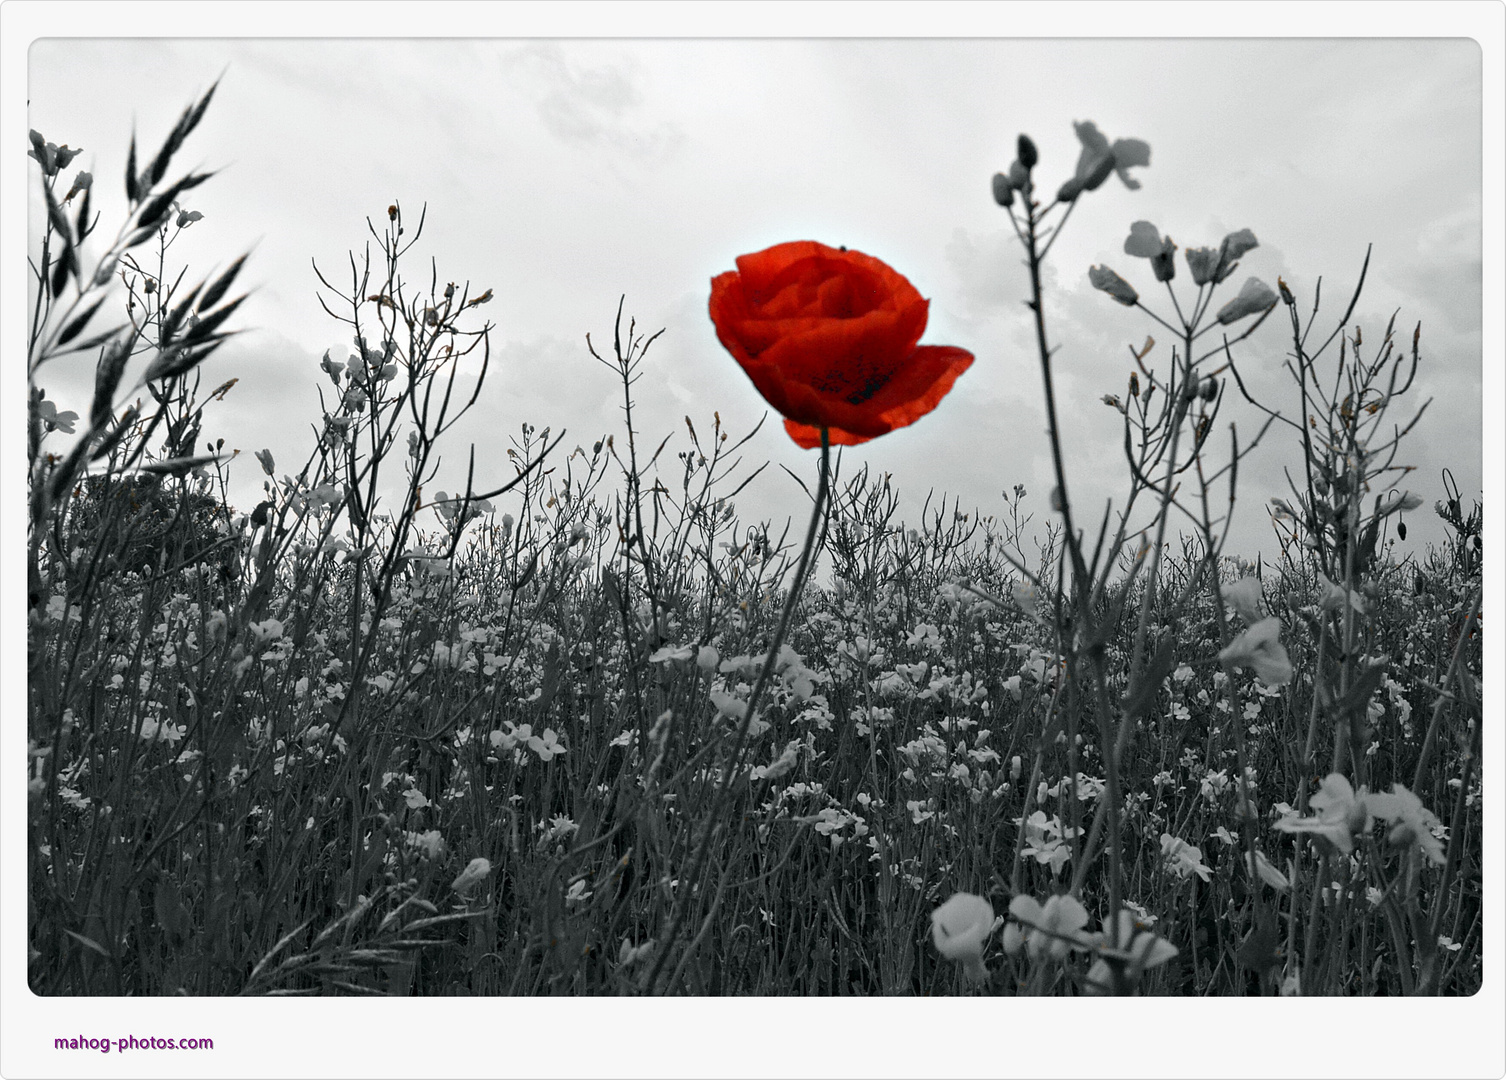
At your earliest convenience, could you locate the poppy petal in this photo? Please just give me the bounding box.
[710,242,971,447]
[782,419,872,448]
[860,345,975,432]
[745,302,928,408]
[769,344,973,441]
[735,242,921,317]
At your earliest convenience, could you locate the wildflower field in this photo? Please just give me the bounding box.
[25,85,1485,1003]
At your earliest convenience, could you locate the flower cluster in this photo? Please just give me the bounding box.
[1274,773,1446,864]
[930,890,1179,994]
[1091,221,1275,328]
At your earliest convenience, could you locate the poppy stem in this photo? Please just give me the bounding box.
[646,427,831,993]
[718,423,830,823]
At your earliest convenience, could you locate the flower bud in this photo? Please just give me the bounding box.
[1277,276,1295,306]
[1088,265,1138,306]
[1017,134,1038,169]
[991,172,1014,207]
[1008,159,1029,189]
[1200,377,1218,402]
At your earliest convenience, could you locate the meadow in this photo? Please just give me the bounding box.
[26,87,1483,998]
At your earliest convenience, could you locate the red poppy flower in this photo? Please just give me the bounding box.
[709,240,974,448]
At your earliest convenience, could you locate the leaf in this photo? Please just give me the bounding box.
[1121,636,1176,721]
[154,884,191,943]
[601,567,623,613]
[57,295,108,347]
[89,405,140,463]
[124,222,163,250]
[135,171,216,237]
[182,77,221,144]
[63,929,111,959]
[73,181,92,241]
[1331,662,1388,723]
[125,129,139,202]
[140,329,232,385]
[197,253,248,312]
[50,242,75,298]
[47,431,96,507]
[180,294,246,346]
[145,88,208,188]
[537,641,562,711]
[42,177,73,243]
[159,283,204,345]
[68,323,129,358]
[137,453,229,477]
[242,917,315,993]
[1235,909,1281,973]
[1355,518,1379,573]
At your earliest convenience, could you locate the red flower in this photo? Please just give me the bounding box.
[709,241,974,448]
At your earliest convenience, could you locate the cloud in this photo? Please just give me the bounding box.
[1385,198,1483,338]
[503,43,684,164]
[22,37,1483,570]
[945,226,1028,322]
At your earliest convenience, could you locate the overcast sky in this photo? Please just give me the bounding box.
[7,7,1504,1078]
[21,32,1490,566]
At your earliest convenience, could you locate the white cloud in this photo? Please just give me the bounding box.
[503,42,685,163]
[19,36,1486,562]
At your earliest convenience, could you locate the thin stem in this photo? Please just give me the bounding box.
[645,427,831,993]
[1024,187,1127,928]
[1024,201,1088,591]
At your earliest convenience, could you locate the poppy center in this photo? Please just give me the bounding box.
[810,365,889,406]
[844,375,888,405]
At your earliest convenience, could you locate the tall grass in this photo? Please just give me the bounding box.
[27,95,1481,998]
